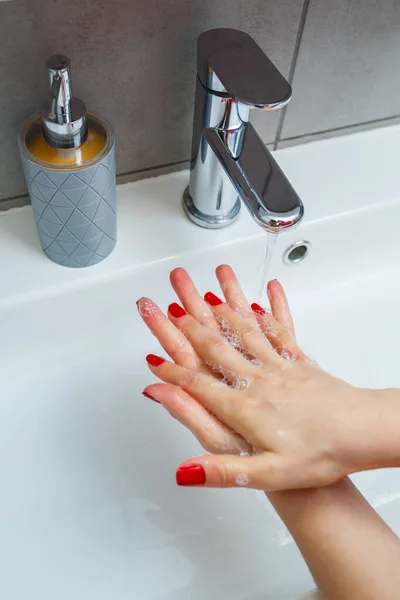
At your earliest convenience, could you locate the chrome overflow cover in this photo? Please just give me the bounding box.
[283,240,311,265]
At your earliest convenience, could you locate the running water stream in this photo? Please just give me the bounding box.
[257,232,278,303]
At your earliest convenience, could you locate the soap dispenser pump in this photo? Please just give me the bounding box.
[19,55,116,268]
[42,54,88,151]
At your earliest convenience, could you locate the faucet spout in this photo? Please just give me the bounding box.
[183,28,304,232]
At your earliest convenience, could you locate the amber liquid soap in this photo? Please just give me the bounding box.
[27,127,106,167]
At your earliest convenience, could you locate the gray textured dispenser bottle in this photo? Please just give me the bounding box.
[18,55,116,268]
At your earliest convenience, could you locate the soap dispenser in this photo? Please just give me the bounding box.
[18,55,116,267]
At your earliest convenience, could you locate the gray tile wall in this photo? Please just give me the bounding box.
[1,0,399,206]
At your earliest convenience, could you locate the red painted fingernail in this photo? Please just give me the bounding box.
[176,465,206,486]
[168,302,186,318]
[251,302,266,315]
[146,354,165,367]
[142,391,161,404]
[204,291,223,306]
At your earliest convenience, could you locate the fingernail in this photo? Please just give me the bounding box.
[168,302,186,318]
[136,297,143,308]
[204,291,223,306]
[251,302,266,315]
[142,391,161,404]
[176,465,206,486]
[146,354,165,367]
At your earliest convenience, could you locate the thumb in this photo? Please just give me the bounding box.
[176,452,290,491]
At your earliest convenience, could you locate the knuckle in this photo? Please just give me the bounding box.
[204,336,226,355]
[199,314,218,329]
[199,434,226,454]
[181,370,201,388]
[240,324,259,338]
[212,461,233,487]
[180,320,196,338]
[172,346,199,369]
[263,462,279,490]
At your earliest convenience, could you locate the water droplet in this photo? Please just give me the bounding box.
[235,375,252,390]
[278,527,294,546]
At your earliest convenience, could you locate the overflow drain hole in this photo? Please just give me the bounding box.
[283,240,311,265]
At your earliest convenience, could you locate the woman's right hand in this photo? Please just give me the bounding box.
[137,265,399,491]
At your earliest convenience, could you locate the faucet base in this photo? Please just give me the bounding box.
[182,187,241,229]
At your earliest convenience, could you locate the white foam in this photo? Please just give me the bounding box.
[250,358,263,367]
[235,473,249,486]
[137,298,157,317]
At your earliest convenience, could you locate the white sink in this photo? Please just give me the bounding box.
[1,125,400,599]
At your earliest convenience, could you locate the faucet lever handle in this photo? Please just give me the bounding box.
[197,28,291,110]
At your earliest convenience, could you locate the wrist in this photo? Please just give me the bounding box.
[368,388,400,469]
[330,387,400,476]
[266,478,400,599]
[266,478,352,529]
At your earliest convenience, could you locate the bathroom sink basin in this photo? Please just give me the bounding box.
[1,125,400,599]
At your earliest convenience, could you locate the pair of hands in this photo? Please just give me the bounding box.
[137,265,389,491]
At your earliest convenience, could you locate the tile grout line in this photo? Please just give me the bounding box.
[117,158,189,179]
[279,114,400,142]
[3,109,400,209]
[274,0,311,150]
[278,113,400,144]
[1,158,190,209]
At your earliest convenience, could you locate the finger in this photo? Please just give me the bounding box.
[251,304,306,361]
[215,264,253,317]
[137,297,207,373]
[167,303,260,378]
[176,452,292,491]
[267,279,295,338]
[143,383,252,455]
[176,453,342,490]
[145,354,260,438]
[169,267,219,331]
[205,299,283,367]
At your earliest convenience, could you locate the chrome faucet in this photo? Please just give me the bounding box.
[183,29,304,232]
